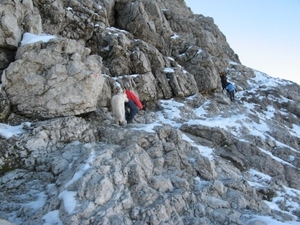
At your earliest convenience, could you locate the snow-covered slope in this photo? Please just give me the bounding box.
[1,69,299,225]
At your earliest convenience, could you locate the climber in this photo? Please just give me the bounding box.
[220,71,235,101]
[225,82,235,101]
[219,71,228,90]
[124,89,144,123]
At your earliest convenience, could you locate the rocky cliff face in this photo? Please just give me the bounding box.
[0,0,299,225]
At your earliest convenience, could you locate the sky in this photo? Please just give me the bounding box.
[185,0,300,85]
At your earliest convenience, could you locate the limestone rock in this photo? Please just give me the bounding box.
[0,0,299,224]
[0,90,10,122]
[2,38,104,119]
[0,0,42,49]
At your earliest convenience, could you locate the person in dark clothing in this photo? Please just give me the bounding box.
[220,71,235,101]
[225,83,235,101]
[220,71,228,90]
[124,90,144,123]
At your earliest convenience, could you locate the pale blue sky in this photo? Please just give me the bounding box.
[185,0,300,84]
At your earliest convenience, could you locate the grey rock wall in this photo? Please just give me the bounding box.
[0,0,299,224]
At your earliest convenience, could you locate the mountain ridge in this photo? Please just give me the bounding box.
[0,0,299,224]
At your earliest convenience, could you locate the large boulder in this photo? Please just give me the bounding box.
[2,36,104,119]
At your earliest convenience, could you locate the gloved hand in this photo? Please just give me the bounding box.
[141,101,146,111]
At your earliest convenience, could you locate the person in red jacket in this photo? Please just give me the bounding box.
[124,89,144,123]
